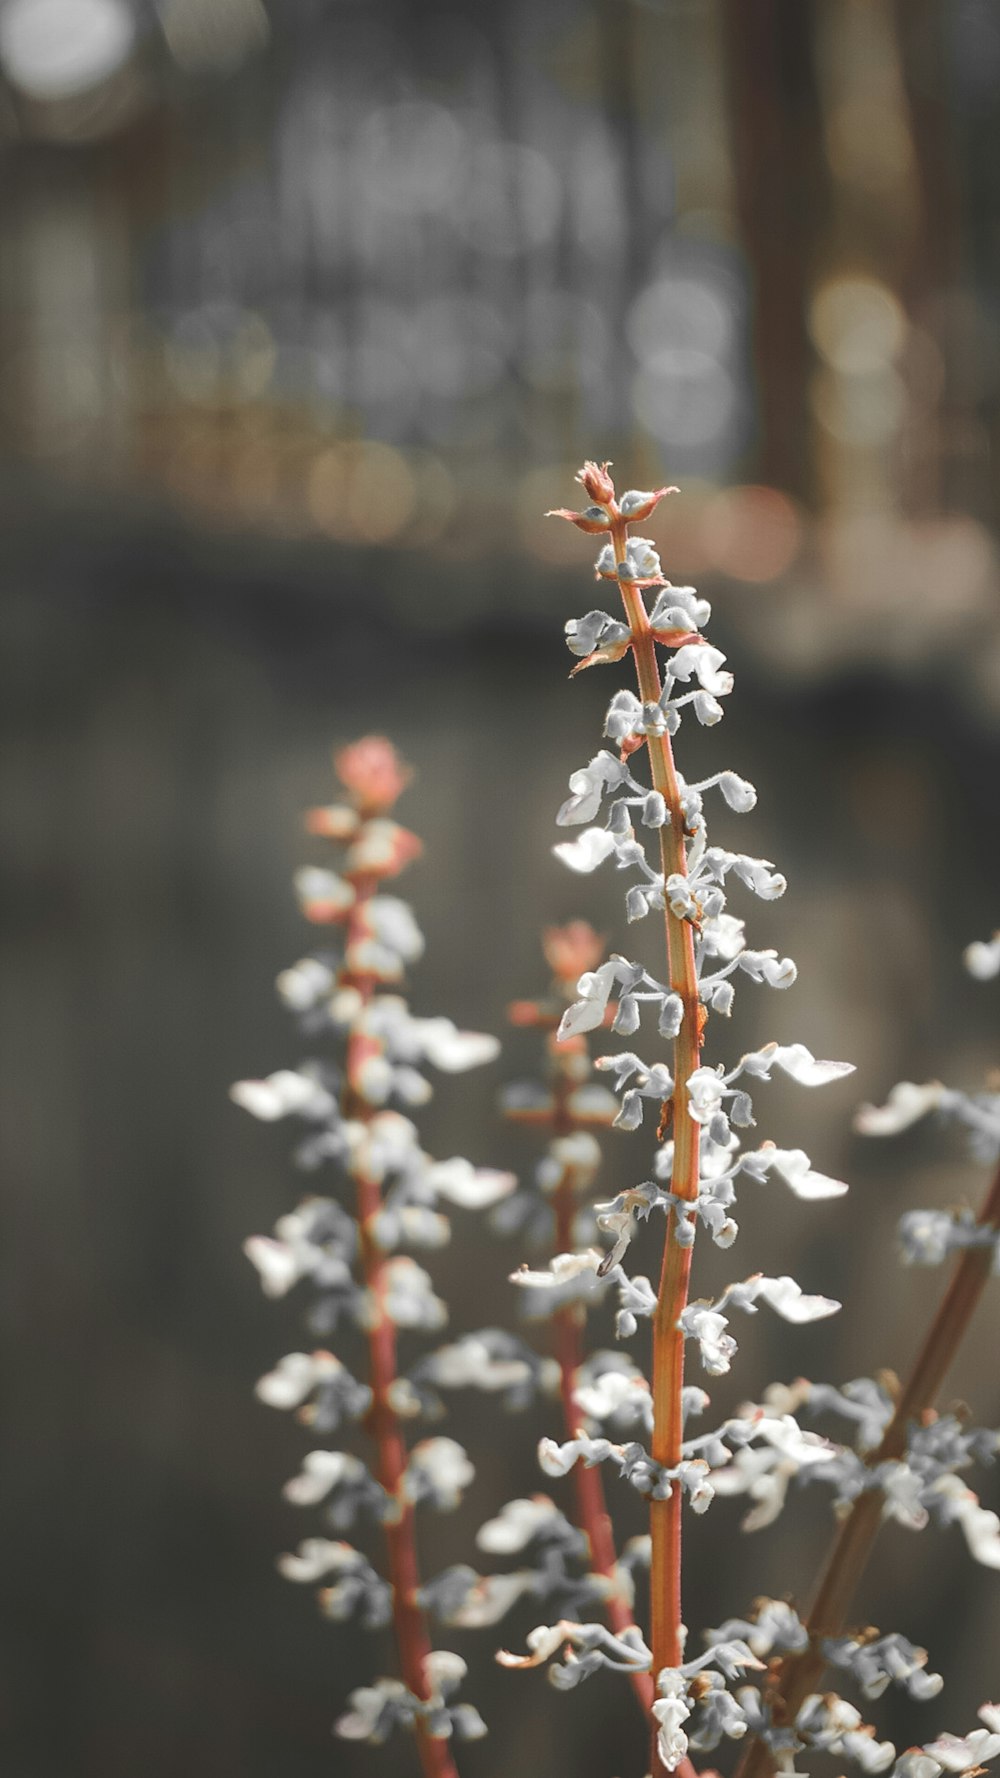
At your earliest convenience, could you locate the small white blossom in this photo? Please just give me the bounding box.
[556,751,630,825]
[476,1496,567,1554]
[294,865,355,919]
[403,1438,475,1511]
[855,1081,947,1136]
[965,933,1000,979]
[426,1156,517,1208]
[230,1068,335,1122]
[653,1674,692,1772]
[552,826,618,873]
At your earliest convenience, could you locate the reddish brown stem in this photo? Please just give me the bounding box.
[734,1157,1000,1778]
[610,516,704,1777]
[345,870,459,1778]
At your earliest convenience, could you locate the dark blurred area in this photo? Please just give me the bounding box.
[1,1,999,1774]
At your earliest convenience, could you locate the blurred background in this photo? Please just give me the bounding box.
[1,0,999,1773]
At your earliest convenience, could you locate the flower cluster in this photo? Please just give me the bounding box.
[235,737,515,1771]
[490,466,1000,1778]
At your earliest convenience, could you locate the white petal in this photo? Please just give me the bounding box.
[293,865,355,916]
[477,1497,561,1554]
[756,1275,841,1323]
[243,1235,300,1297]
[277,1536,352,1582]
[759,1147,849,1200]
[421,1024,500,1072]
[428,1157,517,1208]
[854,1081,945,1136]
[255,1350,332,1409]
[283,1449,351,1506]
[741,1042,855,1087]
[552,827,617,873]
[230,1069,332,1121]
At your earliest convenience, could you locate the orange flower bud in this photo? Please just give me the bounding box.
[575,460,616,506]
[334,736,412,812]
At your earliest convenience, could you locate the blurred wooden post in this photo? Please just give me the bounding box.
[720,0,831,502]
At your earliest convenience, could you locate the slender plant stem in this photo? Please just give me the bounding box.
[611,515,704,1778]
[344,865,460,1778]
[734,1156,1000,1778]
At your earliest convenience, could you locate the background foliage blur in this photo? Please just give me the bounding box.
[2,2,999,1775]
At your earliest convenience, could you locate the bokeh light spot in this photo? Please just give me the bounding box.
[809,276,905,375]
[702,485,802,582]
[0,0,134,99]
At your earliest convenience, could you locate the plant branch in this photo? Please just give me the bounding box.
[734,1156,1000,1778]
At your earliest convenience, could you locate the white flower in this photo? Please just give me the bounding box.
[381,1257,447,1329]
[575,1366,651,1426]
[404,1438,475,1510]
[538,1430,616,1477]
[277,1536,355,1583]
[275,957,335,1011]
[923,1728,1000,1772]
[653,1674,692,1772]
[552,827,618,873]
[476,1496,564,1554]
[293,865,355,919]
[739,1042,855,1088]
[444,1570,540,1628]
[682,1306,738,1376]
[668,643,734,700]
[366,896,424,963]
[929,1475,1000,1568]
[427,1156,517,1208]
[556,751,629,826]
[243,1235,301,1297]
[686,1066,727,1123]
[855,1081,946,1136]
[751,1275,841,1324]
[745,1145,849,1199]
[420,1022,500,1071]
[283,1450,355,1507]
[335,1678,410,1744]
[230,1068,335,1122]
[255,1349,340,1409]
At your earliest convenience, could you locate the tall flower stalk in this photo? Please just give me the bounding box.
[502,464,855,1776]
[495,465,1000,1778]
[234,737,515,1776]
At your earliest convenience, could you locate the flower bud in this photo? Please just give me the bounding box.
[575,459,616,505]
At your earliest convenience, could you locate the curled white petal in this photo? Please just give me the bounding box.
[855,1081,946,1137]
[256,1349,339,1409]
[283,1449,355,1507]
[477,1496,564,1554]
[428,1157,517,1208]
[278,1536,356,1583]
[553,827,617,873]
[243,1235,300,1298]
[740,1042,855,1088]
[754,1275,841,1324]
[230,1069,335,1121]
